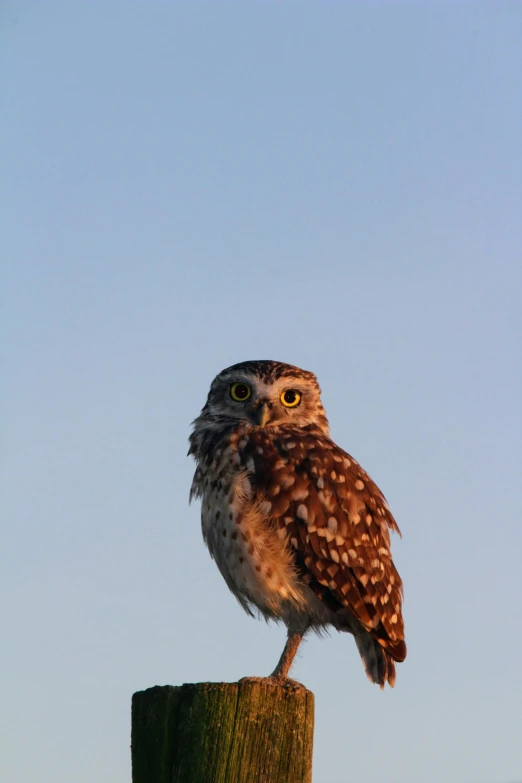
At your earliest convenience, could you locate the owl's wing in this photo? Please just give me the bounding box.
[240,428,406,662]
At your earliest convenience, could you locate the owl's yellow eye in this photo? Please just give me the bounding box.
[230,382,252,402]
[280,389,301,408]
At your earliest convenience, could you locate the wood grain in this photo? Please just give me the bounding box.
[132,680,314,783]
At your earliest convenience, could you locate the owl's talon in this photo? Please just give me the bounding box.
[238,675,306,692]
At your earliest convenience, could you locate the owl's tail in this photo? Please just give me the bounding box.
[354,632,406,689]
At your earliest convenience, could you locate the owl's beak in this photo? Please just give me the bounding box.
[252,401,271,427]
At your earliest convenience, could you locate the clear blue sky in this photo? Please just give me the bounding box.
[2,3,521,782]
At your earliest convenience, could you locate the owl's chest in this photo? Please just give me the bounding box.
[198,469,300,616]
[200,478,242,571]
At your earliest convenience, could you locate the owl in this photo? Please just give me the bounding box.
[189,360,406,688]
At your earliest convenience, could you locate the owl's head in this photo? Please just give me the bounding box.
[196,360,329,432]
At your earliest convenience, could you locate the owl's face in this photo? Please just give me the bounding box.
[198,360,329,432]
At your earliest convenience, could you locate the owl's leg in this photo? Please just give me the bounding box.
[270,626,308,680]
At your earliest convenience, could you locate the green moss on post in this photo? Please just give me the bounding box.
[132,680,314,783]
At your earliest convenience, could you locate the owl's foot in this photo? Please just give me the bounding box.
[238,675,307,692]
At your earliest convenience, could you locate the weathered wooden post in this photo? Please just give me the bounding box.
[132,679,314,783]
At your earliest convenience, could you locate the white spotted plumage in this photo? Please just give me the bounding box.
[189,360,406,688]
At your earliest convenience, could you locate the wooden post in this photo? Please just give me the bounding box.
[131,679,314,783]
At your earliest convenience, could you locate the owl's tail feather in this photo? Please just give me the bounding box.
[355,632,405,689]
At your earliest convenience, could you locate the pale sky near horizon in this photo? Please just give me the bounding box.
[2,3,521,783]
